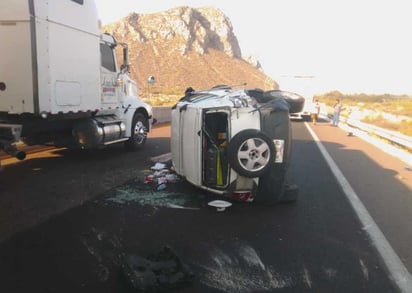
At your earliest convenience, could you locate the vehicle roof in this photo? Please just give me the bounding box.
[174,86,303,114]
[179,86,263,109]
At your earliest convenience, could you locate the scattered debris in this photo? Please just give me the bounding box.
[165,173,179,183]
[106,157,227,210]
[105,187,195,208]
[145,161,182,193]
[157,177,167,185]
[121,246,195,292]
[104,159,204,209]
[143,175,154,184]
[151,162,167,171]
[208,200,232,212]
[404,166,411,171]
[165,203,200,210]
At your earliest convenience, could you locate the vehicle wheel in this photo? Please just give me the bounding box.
[227,129,275,178]
[255,110,292,205]
[125,112,148,151]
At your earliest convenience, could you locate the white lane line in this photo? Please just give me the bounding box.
[304,122,412,293]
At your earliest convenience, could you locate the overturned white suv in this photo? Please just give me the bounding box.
[171,86,304,205]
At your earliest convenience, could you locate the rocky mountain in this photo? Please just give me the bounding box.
[102,6,278,101]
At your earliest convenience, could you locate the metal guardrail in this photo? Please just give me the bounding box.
[344,118,412,151]
[327,113,412,152]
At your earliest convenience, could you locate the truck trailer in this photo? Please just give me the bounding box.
[0,0,154,165]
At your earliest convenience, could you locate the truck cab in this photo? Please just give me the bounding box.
[0,0,153,161]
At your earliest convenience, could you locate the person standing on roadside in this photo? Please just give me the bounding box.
[332,99,344,126]
[311,99,321,125]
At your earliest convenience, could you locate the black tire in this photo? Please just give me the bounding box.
[125,112,148,151]
[255,110,292,205]
[227,129,275,178]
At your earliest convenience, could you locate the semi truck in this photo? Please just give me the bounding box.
[0,0,154,166]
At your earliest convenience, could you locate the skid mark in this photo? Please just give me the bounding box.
[302,265,312,289]
[196,244,293,292]
[81,238,103,263]
[80,228,116,282]
[322,267,337,279]
[359,258,369,281]
[239,245,266,270]
[212,249,235,268]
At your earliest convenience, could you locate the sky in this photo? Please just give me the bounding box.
[96,0,412,96]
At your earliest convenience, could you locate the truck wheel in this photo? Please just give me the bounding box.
[227,129,275,178]
[255,110,292,205]
[125,112,148,151]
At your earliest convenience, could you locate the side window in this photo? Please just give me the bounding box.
[100,44,116,72]
[71,0,84,5]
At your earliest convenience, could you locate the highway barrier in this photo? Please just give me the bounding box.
[344,118,412,151]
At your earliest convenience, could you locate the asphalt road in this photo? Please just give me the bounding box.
[0,120,410,292]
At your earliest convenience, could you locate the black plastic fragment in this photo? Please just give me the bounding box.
[121,245,195,291]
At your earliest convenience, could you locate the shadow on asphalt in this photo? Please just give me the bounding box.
[0,123,401,293]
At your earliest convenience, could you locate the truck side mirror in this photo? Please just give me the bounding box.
[120,63,130,73]
[121,44,130,73]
